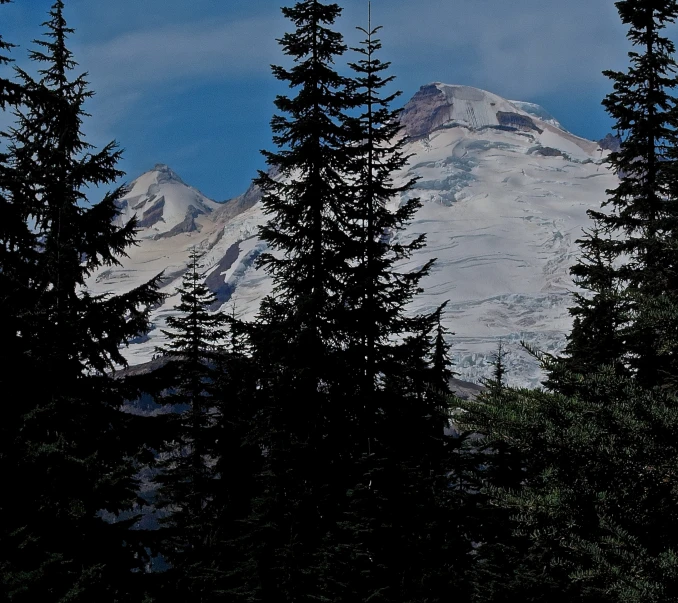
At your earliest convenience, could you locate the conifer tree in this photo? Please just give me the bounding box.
[333,14,468,602]
[255,0,354,336]
[233,3,361,600]
[231,2,461,600]
[0,2,162,600]
[342,4,438,446]
[460,364,678,603]
[553,223,628,382]
[153,249,228,600]
[456,345,581,603]
[456,3,678,601]
[201,307,261,601]
[431,309,454,393]
[562,0,678,385]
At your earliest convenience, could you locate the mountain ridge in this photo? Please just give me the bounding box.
[89,83,617,386]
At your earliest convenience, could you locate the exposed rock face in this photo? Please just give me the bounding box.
[401,83,546,139]
[496,111,542,133]
[532,146,564,157]
[155,205,206,239]
[400,84,453,138]
[598,133,621,152]
[205,241,241,309]
[137,196,166,228]
[214,179,263,222]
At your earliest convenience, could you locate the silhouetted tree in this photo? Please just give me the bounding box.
[0,3,162,600]
[231,2,462,600]
[153,249,227,600]
[459,3,678,601]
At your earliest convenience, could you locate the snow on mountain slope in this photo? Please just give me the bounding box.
[88,84,617,387]
[508,100,565,130]
[114,163,221,238]
[88,165,263,365]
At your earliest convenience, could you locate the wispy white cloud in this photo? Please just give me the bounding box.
[345,0,629,99]
[70,13,286,135]
[80,0,627,104]
[79,14,284,93]
[72,0,635,129]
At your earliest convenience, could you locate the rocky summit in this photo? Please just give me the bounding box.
[87,83,617,387]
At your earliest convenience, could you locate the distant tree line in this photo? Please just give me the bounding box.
[1,1,678,602]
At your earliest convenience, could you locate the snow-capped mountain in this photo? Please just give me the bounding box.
[90,164,262,324]
[115,164,220,237]
[88,83,617,387]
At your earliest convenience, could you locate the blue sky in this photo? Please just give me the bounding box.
[1,0,642,201]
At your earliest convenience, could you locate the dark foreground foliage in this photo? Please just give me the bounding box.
[3,1,678,602]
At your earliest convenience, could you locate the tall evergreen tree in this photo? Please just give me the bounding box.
[255,0,354,336]
[546,223,629,389]
[456,3,678,601]
[333,14,469,601]
[0,2,162,601]
[562,0,678,385]
[342,4,437,447]
[232,3,362,600]
[153,249,229,601]
[231,3,464,600]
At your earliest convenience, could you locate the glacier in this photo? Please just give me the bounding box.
[87,83,617,388]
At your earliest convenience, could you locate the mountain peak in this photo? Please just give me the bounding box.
[96,82,614,387]
[399,81,601,163]
[401,83,545,139]
[115,165,219,238]
[151,163,185,185]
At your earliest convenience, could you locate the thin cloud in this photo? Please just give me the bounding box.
[64,1,631,127]
[67,14,286,135]
[357,0,629,98]
[79,15,284,91]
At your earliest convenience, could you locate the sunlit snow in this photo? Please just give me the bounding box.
[87,84,616,387]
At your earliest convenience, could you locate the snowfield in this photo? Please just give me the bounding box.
[87,83,617,387]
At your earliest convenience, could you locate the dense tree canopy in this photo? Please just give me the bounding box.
[6,1,678,601]
[0,2,162,600]
[457,3,678,603]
